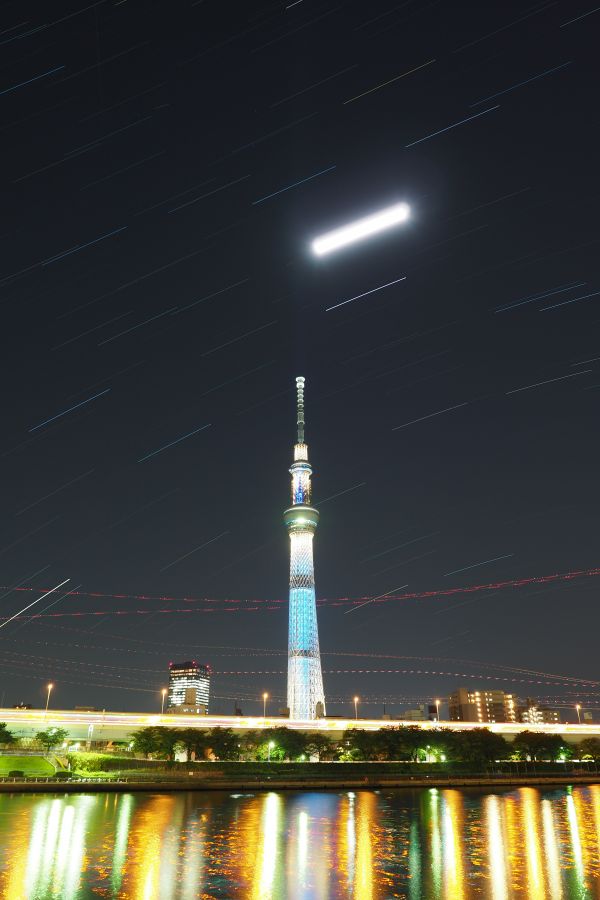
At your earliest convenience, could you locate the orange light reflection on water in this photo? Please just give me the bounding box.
[485,794,509,900]
[120,794,177,900]
[541,798,562,900]
[356,791,375,900]
[441,789,466,900]
[522,787,548,899]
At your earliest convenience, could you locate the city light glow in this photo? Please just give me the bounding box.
[311,203,410,256]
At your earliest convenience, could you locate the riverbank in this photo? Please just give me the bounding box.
[1,772,599,793]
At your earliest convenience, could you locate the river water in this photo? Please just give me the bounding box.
[0,785,599,898]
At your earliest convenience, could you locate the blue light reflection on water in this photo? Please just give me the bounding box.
[1,785,600,898]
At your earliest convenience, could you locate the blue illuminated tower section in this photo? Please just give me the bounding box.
[284,377,326,720]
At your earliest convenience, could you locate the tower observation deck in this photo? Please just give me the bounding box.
[284,377,326,720]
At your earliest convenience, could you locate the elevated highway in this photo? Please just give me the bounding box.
[2,708,599,746]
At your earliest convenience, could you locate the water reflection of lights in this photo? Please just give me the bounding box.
[485,795,509,900]
[125,794,176,900]
[338,791,356,895]
[590,785,600,863]
[427,787,443,897]
[111,794,133,895]
[566,791,586,893]
[541,799,562,900]
[1,805,31,898]
[297,810,308,878]
[0,786,599,896]
[356,792,374,900]
[179,812,206,899]
[253,792,282,900]
[19,795,97,900]
[442,790,465,900]
[408,820,422,900]
[522,788,547,900]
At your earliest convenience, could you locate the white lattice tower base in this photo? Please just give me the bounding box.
[287,531,325,720]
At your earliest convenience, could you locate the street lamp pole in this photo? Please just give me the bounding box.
[161,689,167,715]
[45,683,53,718]
[354,696,359,720]
[263,692,268,719]
[268,740,274,762]
[435,699,440,722]
[576,704,582,724]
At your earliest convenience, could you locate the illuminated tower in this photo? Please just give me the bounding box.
[284,377,326,720]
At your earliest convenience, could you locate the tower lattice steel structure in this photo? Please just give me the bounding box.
[284,377,326,720]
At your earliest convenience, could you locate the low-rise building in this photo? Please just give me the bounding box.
[518,698,561,725]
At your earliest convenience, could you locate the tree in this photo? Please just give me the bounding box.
[450,729,509,763]
[305,732,333,760]
[205,728,240,761]
[175,728,208,762]
[512,731,565,761]
[130,727,163,758]
[387,726,423,762]
[251,728,307,761]
[154,728,181,761]
[272,727,308,760]
[36,728,69,752]
[131,726,203,761]
[0,723,15,746]
[342,729,380,761]
[239,730,261,760]
[579,738,600,761]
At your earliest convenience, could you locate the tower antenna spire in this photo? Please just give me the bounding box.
[296,376,305,444]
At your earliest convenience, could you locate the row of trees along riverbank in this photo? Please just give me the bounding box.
[126,725,600,764]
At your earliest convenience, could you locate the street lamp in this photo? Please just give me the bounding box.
[263,692,269,719]
[161,689,167,715]
[45,683,53,717]
[354,696,359,720]
[268,740,275,762]
[576,704,582,724]
[435,699,440,722]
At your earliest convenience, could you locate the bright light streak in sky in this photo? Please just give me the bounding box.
[137,423,211,462]
[28,389,111,432]
[312,202,410,256]
[506,369,592,395]
[0,579,70,630]
[0,65,65,97]
[443,553,515,576]
[345,584,408,615]
[325,276,406,312]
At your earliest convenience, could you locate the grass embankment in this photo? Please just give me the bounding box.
[0,756,55,777]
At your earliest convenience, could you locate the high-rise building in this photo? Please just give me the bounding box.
[449,688,517,723]
[518,697,561,724]
[167,661,210,713]
[284,377,326,721]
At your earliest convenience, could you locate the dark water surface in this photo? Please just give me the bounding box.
[1,785,599,898]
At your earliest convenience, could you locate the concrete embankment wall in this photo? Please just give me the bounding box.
[1,774,599,794]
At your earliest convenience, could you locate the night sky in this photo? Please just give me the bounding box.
[1,0,599,720]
